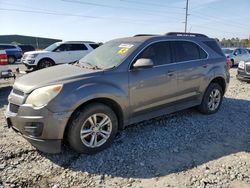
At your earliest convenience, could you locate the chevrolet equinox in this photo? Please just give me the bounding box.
[6,32,230,154]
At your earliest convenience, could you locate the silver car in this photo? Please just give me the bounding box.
[5,32,230,154]
[222,47,250,66]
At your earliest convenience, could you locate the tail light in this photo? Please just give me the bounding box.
[0,54,8,65]
[226,58,232,70]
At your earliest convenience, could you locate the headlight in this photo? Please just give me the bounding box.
[25,84,63,107]
[238,61,245,69]
[27,54,38,59]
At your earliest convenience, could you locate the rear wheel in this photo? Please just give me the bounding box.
[38,59,54,69]
[67,103,118,154]
[8,56,16,64]
[198,83,223,114]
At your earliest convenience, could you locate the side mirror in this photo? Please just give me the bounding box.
[234,51,238,56]
[133,58,154,69]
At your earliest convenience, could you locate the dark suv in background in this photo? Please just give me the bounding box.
[18,44,35,53]
[0,44,23,64]
[6,32,230,154]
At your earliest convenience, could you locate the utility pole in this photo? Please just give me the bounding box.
[184,0,189,33]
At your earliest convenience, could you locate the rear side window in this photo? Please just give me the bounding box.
[89,44,100,49]
[204,41,224,56]
[137,41,172,66]
[71,44,88,51]
[172,41,206,62]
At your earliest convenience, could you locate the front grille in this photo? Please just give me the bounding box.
[246,64,250,74]
[9,103,20,113]
[12,89,24,96]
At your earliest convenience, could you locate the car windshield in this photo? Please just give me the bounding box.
[78,40,141,70]
[222,48,233,54]
[44,43,60,51]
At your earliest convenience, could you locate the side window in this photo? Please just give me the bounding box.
[137,41,172,66]
[172,41,202,62]
[71,44,88,51]
[235,49,241,55]
[89,44,100,49]
[55,44,72,52]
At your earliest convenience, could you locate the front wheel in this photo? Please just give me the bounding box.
[37,59,54,69]
[198,83,223,114]
[67,103,118,154]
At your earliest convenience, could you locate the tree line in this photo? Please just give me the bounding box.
[217,38,250,48]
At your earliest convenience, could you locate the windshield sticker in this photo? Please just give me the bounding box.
[118,44,134,48]
[118,48,129,55]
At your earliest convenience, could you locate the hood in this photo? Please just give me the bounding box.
[14,64,102,93]
[24,50,50,55]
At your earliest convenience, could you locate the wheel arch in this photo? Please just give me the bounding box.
[37,57,56,66]
[210,76,226,95]
[63,97,125,141]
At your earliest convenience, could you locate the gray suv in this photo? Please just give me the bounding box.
[5,32,230,154]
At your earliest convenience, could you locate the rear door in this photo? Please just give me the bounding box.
[171,40,208,101]
[69,43,89,62]
[129,41,178,117]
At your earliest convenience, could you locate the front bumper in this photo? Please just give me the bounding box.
[5,103,72,153]
[237,69,250,82]
[21,59,36,68]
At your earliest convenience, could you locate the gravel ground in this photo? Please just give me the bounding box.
[0,66,250,188]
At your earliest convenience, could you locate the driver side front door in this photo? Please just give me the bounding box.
[128,41,178,121]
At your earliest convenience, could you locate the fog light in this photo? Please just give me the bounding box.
[24,122,43,137]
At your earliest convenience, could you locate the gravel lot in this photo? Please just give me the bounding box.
[0,65,250,188]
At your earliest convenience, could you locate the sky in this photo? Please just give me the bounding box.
[0,0,250,42]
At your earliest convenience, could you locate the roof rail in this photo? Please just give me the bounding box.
[166,32,208,38]
[65,41,95,43]
[133,34,158,37]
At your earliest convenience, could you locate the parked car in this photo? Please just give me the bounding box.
[6,32,230,154]
[0,44,23,64]
[18,44,35,53]
[237,61,250,82]
[222,47,250,66]
[21,41,100,70]
[0,50,15,79]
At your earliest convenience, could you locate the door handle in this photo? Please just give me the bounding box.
[167,70,175,76]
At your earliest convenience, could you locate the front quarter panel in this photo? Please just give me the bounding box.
[47,71,129,125]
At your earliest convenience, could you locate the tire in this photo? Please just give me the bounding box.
[67,103,118,154]
[8,56,16,64]
[37,59,54,69]
[198,83,223,115]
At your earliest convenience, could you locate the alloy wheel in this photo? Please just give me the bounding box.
[208,88,221,111]
[80,113,112,148]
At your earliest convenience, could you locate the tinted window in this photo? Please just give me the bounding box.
[204,41,224,56]
[138,42,172,66]
[172,41,202,62]
[89,43,100,49]
[54,44,72,51]
[71,44,88,51]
